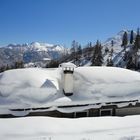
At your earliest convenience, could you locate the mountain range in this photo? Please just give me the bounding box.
[0,42,67,67]
[0,29,138,68]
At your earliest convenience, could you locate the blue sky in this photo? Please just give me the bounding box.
[0,0,140,47]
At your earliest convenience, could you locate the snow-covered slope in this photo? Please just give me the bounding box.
[0,66,140,114]
[66,30,137,68]
[102,30,137,67]
[103,30,136,50]
[0,115,140,140]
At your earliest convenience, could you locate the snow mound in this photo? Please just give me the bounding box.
[0,66,140,110]
[59,62,77,68]
[0,68,59,108]
[73,67,140,103]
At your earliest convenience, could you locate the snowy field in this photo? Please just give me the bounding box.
[0,115,140,140]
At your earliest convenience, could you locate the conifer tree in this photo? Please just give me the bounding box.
[110,40,114,56]
[89,42,92,48]
[137,27,140,35]
[0,65,6,72]
[105,47,109,54]
[47,60,59,68]
[14,61,24,69]
[6,64,10,70]
[107,58,113,66]
[91,40,103,66]
[77,45,82,55]
[71,40,76,54]
[126,56,135,69]
[111,40,114,47]
[132,28,140,69]
[71,40,79,64]
[130,30,134,44]
[110,48,114,56]
[76,44,82,65]
[121,31,128,50]
[134,28,140,51]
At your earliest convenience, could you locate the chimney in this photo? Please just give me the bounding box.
[62,67,74,96]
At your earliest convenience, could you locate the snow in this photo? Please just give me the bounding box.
[59,62,77,68]
[24,62,36,68]
[43,57,51,61]
[72,67,140,103]
[0,68,60,110]
[54,97,72,103]
[102,30,137,67]
[51,45,65,52]
[0,115,140,140]
[29,42,66,53]
[30,42,49,51]
[0,65,140,115]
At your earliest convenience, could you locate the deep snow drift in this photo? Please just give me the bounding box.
[0,66,140,114]
[0,115,140,140]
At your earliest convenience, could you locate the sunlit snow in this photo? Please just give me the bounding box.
[0,66,140,115]
[0,115,140,140]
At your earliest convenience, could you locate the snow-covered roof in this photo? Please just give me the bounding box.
[43,58,51,61]
[59,62,77,68]
[0,66,140,114]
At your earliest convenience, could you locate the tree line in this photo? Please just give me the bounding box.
[121,28,140,70]
[66,28,140,70]
[0,61,24,73]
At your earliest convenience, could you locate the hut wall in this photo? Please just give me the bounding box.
[116,106,140,116]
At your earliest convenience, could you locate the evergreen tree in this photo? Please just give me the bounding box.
[84,42,93,60]
[47,60,59,68]
[107,58,113,66]
[137,27,140,35]
[110,47,114,56]
[132,28,140,69]
[6,64,10,70]
[70,40,76,54]
[0,65,6,73]
[126,56,135,69]
[91,40,103,66]
[134,28,140,51]
[14,61,24,69]
[14,62,18,69]
[105,47,109,54]
[110,40,114,56]
[76,44,82,65]
[121,31,128,50]
[89,42,92,48]
[111,40,114,47]
[71,40,79,64]
[130,30,134,44]
[77,45,82,56]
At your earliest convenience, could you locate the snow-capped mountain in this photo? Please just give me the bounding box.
[103,30,136,49]
[102,30,137,67]
[0,42,67,67]
[64,29,138,69]
[0,29,138,69]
